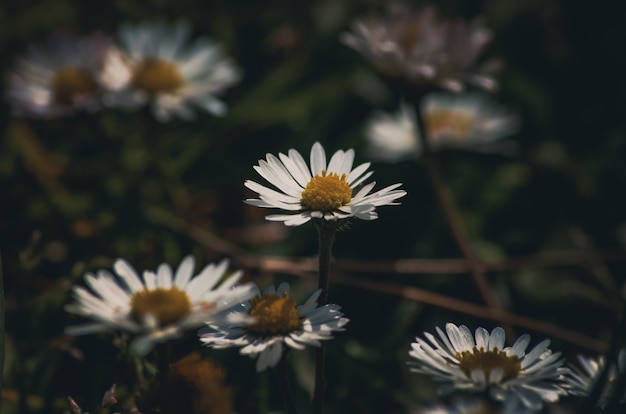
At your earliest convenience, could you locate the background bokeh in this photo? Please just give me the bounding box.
[1,0,626,412]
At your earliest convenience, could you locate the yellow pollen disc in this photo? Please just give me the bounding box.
[130,287,193,326]
[456,347,521,382]
[131,57,184,94]
[247,292,301,336]
[426,109,475,140]
[300,170,352,212]
[50,66,98,105]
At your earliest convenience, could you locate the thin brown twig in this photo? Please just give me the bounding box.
[568,227,620,296]
[146,206,626,275]
[409,90,501,313]
[146,208,615,352]
[333,275,606,353]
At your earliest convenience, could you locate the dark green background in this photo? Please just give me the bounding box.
[1,0,626,412]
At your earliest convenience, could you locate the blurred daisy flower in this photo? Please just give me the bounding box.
[561,350,626,407]
[408,323,567,412]
[366,93,519,162]
[341,4,498,92]
[101,20,241,121]
[66,256,254,356]
[7,33,113,118]
[200,282,349,372]
[244,141,406,226]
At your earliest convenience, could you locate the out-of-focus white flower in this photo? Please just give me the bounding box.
[561,350,626,407]
[409,323,567,412]
[200,283,349,371]
[244,141,406,226]
[66,256,254,356]
[101,20,241,121]
[366,93,519,162]
[342,4,498,92]
[7,33,114,118]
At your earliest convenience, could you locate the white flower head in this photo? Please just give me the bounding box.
[561,349,626,407]
[200,282,349,372]
[341,4,498,92]
[65,256,254,356]
[100,20,241,121]
[408,323,567,412]
[422,93,519,151]
[244,142,406,226]
[7,33,114,118]
[366,94,519,162]
[366,102,420,162]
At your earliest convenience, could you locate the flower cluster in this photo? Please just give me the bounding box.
[7,21,240,121]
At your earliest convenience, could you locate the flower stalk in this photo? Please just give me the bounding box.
[274,354,299,414]
[313,220,338,414]
[406,90,502,314]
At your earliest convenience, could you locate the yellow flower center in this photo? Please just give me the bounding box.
[456,347,521,382]
[247,292,301,336]
[130,286,193,326]
[131,57,184,94]
[300,170,352,212]
[426,109,475,140]
[50,66,98,105]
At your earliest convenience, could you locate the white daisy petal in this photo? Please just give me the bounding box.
[310,142,327,175]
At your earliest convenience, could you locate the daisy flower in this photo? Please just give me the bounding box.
[100,20,241,121]
[561,349,626,407]
[366,94,519,162]
[341,4,498,92]
[65,256,254,356]
[7,33,113,118]
[408,323,567,411]
[244,142,406,226]
[199,282,349,372]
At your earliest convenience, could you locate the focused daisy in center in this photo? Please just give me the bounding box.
[200,283,349,371]
[244,142,406,226]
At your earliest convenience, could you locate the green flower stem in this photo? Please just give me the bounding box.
[407,91,502,314]
[313,220,338,414]
[274,354,298,414]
